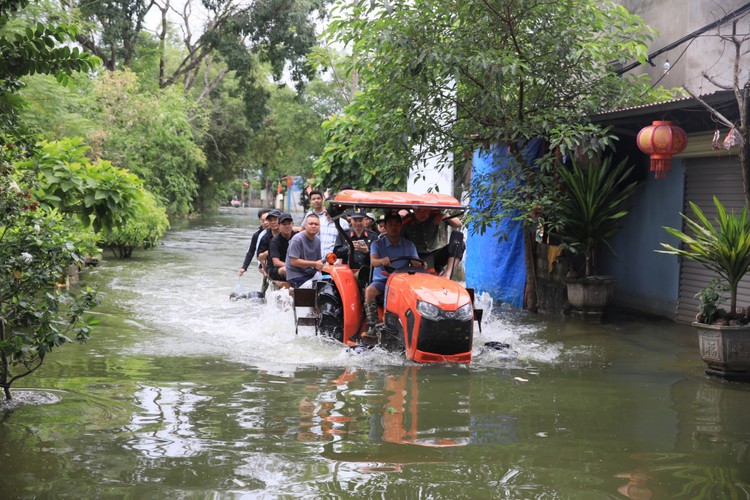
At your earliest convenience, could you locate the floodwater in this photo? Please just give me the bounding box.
[2,208,750,499]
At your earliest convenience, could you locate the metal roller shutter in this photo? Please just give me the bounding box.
[677,155,748,323]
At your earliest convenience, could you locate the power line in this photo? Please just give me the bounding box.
[616,2,750,76]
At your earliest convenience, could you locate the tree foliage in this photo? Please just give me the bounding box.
[88,70,207,216]
[321,0,672,222]
[0,0,103,400]
[99,189,170,258]
[0,0,98,142]
[0,168,100,400]
[14,137,147,232]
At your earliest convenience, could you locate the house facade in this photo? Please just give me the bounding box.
[592,2,749,321]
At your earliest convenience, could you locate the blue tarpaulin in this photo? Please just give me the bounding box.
[465,141,544,309]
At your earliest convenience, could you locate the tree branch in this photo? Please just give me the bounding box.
[684,86,736,128]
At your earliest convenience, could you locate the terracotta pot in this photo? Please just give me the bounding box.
[694,322,750,381]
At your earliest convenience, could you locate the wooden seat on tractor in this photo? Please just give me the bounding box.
[467,288,483,333]
[292,287,318,335]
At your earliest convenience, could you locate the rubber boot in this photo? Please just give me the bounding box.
[361,301,379,340]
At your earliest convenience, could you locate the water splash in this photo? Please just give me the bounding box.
[93,214,566,371]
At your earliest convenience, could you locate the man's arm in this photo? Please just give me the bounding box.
[290,256,325,271]
[332,232,349,259]
[442,214,462,229]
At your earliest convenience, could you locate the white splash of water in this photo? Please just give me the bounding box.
[103,214,565,371]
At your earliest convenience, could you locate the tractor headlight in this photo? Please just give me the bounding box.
[416,300,473,322]
[455,302,473,321]
[416,300,442,321]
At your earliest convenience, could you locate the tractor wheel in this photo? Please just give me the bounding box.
[316,281,344,342]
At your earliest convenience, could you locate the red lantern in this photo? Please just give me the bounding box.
[636,120,688,179]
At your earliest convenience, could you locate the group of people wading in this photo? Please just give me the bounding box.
[237,189,465,339]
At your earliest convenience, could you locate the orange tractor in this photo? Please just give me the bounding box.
[301,190,483,364]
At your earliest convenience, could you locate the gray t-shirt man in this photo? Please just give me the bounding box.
[285,230,323,288]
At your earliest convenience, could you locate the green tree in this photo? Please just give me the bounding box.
[14,137,147,232]
[0,0,98,142]
[99,189,170,258]
[88,70,207,216]
[321,0,673,307]
[0,0,102,400]
[0,168,100,400]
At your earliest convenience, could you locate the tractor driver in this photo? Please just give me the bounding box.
[362,212,422,340]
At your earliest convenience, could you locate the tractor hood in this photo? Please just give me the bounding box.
[388,272,470,311]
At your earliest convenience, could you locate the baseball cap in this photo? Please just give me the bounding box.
[278,212,293,223]
[366,212,376,221]
[350,208,366,219]
[267,209,281,219]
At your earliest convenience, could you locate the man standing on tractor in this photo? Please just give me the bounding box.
[304,189,347,256]
[363,212,422,340]
[401,207,465,278]
[333,208,377,269]
[286,213,326,288]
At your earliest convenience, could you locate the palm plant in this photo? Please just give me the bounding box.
[660,196,750,317]
[555,157,639,277]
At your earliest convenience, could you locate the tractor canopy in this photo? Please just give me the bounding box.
[327,190,467,219]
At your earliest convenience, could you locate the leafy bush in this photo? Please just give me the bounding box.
[100,189,170,258]
[0,170,99,400]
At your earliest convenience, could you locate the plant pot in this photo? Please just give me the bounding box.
[565,275,616,321]
[693,322,750,381]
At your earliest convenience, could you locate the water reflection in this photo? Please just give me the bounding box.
[673,377,750,466]
[127,384,212,458]
[293,365,520,472]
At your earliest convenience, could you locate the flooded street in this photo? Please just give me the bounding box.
[2,208,750,498]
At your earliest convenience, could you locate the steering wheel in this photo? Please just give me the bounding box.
[382,255,427,274]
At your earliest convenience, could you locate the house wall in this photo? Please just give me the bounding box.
[599,157,686,318]
[617,0,748,94]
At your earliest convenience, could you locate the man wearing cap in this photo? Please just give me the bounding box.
[268,212,297,281]
[362,212,422,339]
[256,209,282,274]
[364,213,376,231]
[333,209,377,269]
[375,214,387,236]
[286,213,326,288]
[238,208,270,276]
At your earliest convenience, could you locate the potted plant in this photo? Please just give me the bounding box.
[554,156,639,319]
[659,196,750,380]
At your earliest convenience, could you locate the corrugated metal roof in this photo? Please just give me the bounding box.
[597,92,716,117]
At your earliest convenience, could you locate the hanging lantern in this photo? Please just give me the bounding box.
[636,120,688,179]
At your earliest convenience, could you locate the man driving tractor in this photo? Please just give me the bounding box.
[363,212,423,340]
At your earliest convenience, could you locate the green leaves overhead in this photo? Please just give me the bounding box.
[321,0,672,215]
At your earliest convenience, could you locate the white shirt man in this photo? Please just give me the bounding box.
[303,189,348,256]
